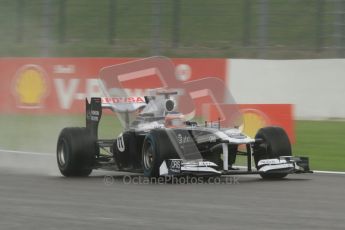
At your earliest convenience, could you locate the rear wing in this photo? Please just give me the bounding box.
[86,97,147,139]
[101,96,147,112]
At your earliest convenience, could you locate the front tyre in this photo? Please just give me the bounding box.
[253,126,292,179]
[57,127,95,177]
[142,130,178,178]
[142,134,157,177]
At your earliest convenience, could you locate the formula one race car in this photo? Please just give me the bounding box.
[56,91,311,179]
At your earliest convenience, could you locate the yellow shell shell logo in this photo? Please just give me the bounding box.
[240,109,268,138]
[13,65,48,108]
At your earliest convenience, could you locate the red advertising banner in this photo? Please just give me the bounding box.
[0,58,226,114]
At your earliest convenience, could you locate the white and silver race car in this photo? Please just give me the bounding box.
[57,90,311,179]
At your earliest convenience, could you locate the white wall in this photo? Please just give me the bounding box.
[228,59,345,119]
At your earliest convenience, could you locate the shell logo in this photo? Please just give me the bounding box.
[240,109,269,138]
[12,65,49,108]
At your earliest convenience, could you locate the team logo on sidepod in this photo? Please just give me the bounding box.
[12,65,49,108]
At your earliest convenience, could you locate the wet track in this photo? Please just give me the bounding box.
[0,150,344,230]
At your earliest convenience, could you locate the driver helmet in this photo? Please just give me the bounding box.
[165,112,186,128]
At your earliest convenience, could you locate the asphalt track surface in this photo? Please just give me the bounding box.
[0,150,344,230]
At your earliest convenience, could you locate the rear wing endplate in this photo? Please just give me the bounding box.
[86,97,147,138]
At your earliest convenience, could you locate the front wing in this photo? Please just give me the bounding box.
[159,156,311,176]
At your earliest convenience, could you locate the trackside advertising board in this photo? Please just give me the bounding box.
[0,58,226,113]
[0,57,294,141]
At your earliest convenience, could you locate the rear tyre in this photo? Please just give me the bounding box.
[57,127,95,177]
[142,130,178,178]
[253,126,292,179]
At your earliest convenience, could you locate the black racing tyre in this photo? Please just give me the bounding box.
[142,130,178,178]
[57,127,95,177]
[253,126,292,179]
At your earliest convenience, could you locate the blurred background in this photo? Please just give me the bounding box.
[0,0,345,58]
[0,0,344,171]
